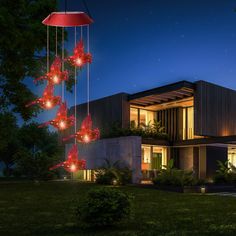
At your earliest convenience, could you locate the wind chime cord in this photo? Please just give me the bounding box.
[62,27,65,102]
[74,26,77,144]
[81,26,83,39]
[87,25,90,115]
[47,26,49,73]
[55,27,57,56]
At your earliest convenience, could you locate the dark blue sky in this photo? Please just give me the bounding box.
[29,0,236,123]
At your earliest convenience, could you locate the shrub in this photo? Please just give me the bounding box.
[76,188,132,227]
[95,170,116,185]
[101,120,168,140]
[95,159,132,185]
[213,161,236,185]
[152,162,198,187]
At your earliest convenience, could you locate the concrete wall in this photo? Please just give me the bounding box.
[65,136,142,183]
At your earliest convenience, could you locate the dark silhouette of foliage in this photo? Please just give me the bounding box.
[14,123,63,180]
[95,159,132,185]
[0,112,19,176]
[0,0,57,120]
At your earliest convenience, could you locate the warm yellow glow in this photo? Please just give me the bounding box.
[70,164,76,172]
[200,187,206,194]
[52,75,59,83]
[45,100,52,108]
[83,134,90,143]
[75,57,83,66]
[59,120,66,129]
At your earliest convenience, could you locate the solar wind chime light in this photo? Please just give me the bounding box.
[26,7,100,173]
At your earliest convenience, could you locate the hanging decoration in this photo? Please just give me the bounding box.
[66,40,92,68]
[26,84,61,109]
[38,102,75,131]
[34,56,68,85]
[49,144,86,172]
[26,5,100,173]
[63,113,100,143]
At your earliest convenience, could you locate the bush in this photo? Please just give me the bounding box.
[101,120,168,140]
[153,169,198,187]
[214,172,236,185]
[213,161,236,185]
[95,170,115,185]
[76,188,132,227]
[95,159,132,185]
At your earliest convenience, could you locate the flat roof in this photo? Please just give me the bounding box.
[128,80,195,107]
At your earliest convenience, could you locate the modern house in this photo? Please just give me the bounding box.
[66,80,236,183]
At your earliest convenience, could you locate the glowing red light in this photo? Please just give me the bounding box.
[63,114,100,143]
[34,57,68,85]
[38,102,75,130]
[26,84,61,109]
[66,40,92,68]
[49,144,86,173]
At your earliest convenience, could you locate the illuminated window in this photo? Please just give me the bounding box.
[187,107,194,139]
[153,147,167,169]
[228,147,236,168]
[182,107,194,140]
[142,145,167,171]
[130,107,138,127]
[139,109,155,126]
[142,146,151,163]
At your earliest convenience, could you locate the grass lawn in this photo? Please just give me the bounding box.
[0,181,236,236]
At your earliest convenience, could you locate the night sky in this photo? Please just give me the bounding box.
[28,0,236,123]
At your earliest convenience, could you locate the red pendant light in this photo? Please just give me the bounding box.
[26,84,61,109]
[34,56,68,85]
[42,12,93,27]
[66,40,92,68]
[63,114,100,143]
[49,144,86,173]
[38,102,75,130]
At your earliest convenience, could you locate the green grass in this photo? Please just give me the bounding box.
[0,181,236,236]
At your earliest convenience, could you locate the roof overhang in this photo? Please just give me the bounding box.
[173,135,236,147]
[128,81,195,107]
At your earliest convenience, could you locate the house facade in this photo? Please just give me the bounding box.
[66,80,236,183]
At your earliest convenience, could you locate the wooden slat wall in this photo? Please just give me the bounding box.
[68,93,130,136]
[157,107,179,141]
[194,81,236,136]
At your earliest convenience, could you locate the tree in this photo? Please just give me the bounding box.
[0,112,19,176]
[0,0,57,120]
[14,123,63,180]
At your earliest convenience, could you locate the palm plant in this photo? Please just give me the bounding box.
[95,159,132,185]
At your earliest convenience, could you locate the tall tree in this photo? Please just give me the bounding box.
[0,0,57,120]
[0,112,19,176]
[15,123,63,180]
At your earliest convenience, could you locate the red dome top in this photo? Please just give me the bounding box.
[42,12,93,27]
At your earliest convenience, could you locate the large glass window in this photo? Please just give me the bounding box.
[228,147,236,168]
[141,146,151,171]
[182,106,194,140]
[130,107,138,127]
[140,109,155,126]
[141,145,167,171]
[130,107,155,127]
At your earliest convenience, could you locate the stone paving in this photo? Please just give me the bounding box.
[208,192,236,197]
